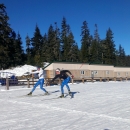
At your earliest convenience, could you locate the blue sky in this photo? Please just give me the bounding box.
[1,0,130,55]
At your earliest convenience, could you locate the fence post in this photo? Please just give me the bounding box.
[107,77,109,82]
[100,77,102,82]
[27,78,30,88]
[44,78,47,86]
[59,79,61,85]
[6,78,9,90]
[126,77,127,81]
[32,78,34,87]
[31,70,34,87]
[91,77,93,83]
[45,78,49,86]
[82,78,84,83]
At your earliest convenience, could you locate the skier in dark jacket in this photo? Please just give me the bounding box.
[50,68,74,98]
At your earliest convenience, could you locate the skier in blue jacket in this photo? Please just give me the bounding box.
[27,66,49,95]
[50,68,74,98]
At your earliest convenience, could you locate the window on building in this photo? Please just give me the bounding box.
[80,70,85,75]
[117,72,120,76]
[106,70,109,75]
[126,72,129,76]
[93,70,98,75]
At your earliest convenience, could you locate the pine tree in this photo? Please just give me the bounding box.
[26,34,31,64]
[126,55,130,66]
[60,17,70,61]
[0,4,12,69]
[90,24,101,64]
[31,24,43,66]
[46,24,55,62]
[41,33,48,62]
[115,49,120,66]
[53,22,61,61]
[80,21,90,63]
[60,18,79,62]
[7,31,15,67]
[118,44,126,66]
[100,40,105,64]
[103,28,116,65]
[13,33,24,65]
[67,31,79,62]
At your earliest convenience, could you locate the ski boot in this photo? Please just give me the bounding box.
[44,91,49,95]
[27,92,32,95]
[68,90,72,95]
[59,94,64,98]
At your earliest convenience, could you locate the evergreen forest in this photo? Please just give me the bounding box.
[0,3,130,69]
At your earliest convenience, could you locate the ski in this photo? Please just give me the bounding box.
[67,93,74,99]
[17,90,60,98]
[64,92,74,99]
[70,93,74,99]
[17,93,50,98]
[41,93,70,101]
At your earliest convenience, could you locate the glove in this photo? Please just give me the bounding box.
[71,75,74,79]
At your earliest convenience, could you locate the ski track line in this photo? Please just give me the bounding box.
[0,99,130,124]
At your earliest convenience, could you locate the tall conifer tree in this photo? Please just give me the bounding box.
[46,24,56,62]
[26,35,32,64]
[90,24,102,64]
[14,33,24,65]
[41,33,48,62]
[103,28,116,65]
[118,44,126,66]
[54,22,61,61]
[0,4,13,69]
[61,17,69,61]
[31,24,43,66]
[80,21,90,63]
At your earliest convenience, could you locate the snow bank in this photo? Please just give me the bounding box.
[0,62,49,77]
[0,65,36,77]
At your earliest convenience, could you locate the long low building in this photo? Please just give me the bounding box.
[43,62,130,80]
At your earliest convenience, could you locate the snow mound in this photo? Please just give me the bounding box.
[0,63,50,78]
[0,65,36,77]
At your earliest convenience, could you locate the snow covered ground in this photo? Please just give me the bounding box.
[0,81,130,130]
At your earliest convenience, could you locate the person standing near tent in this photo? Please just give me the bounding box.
[27,66,49,95]
[49,68,74,98]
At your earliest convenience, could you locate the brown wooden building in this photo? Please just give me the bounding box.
[44,62,130,81]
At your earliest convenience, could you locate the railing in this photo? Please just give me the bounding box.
[0,78,18,85]
[18,77,130,87]
[0,78,18,90]
[2,77,130,90]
